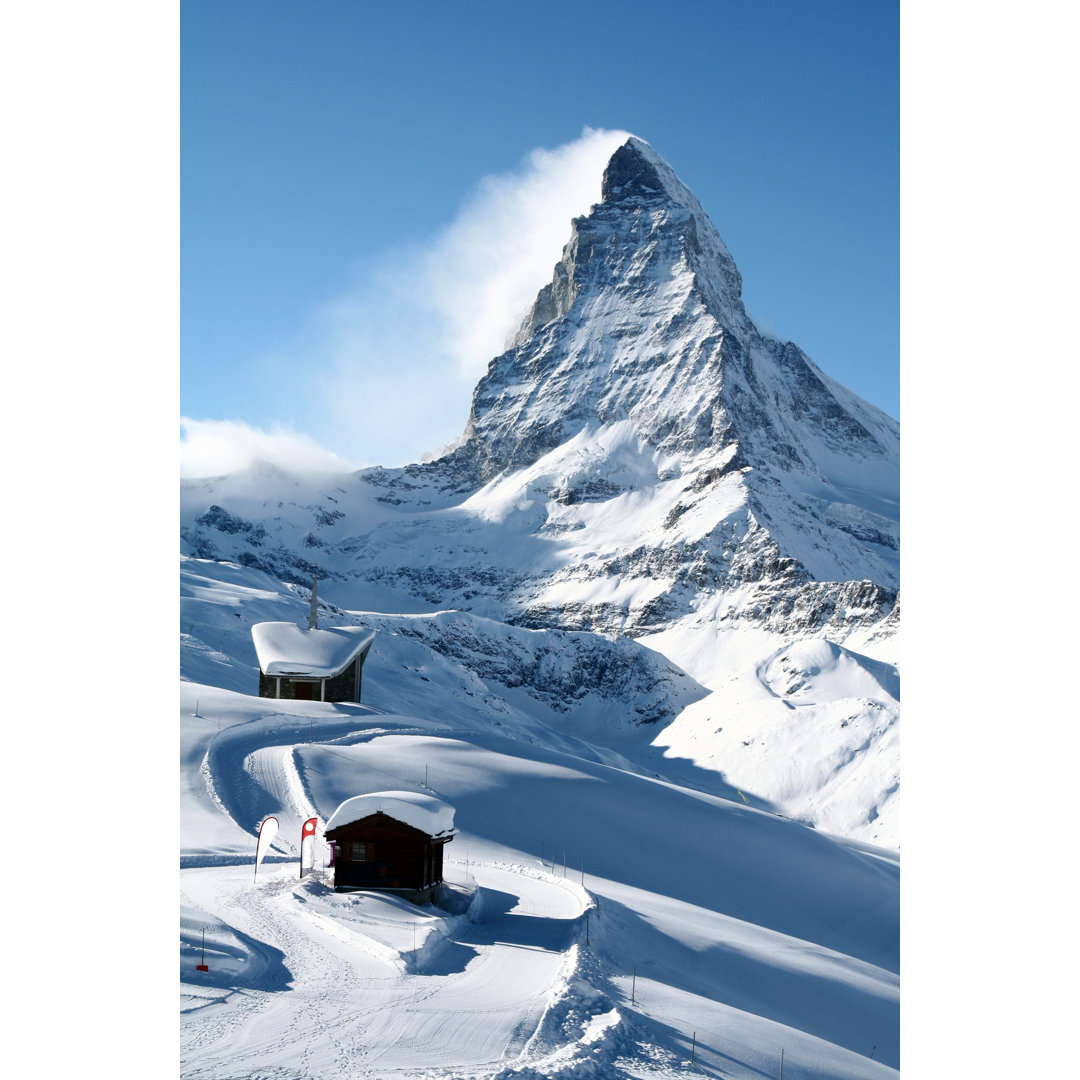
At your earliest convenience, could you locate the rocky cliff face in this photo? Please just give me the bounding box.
[342,137,898,637]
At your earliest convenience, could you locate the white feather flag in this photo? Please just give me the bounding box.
[254,815,279,880]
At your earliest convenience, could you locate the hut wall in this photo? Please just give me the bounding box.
[328,815,428,892]
[259,675,320,701]
[258,653,366,702]
[324,655,360,702]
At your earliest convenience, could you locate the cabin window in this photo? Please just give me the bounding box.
[350,842,368,861]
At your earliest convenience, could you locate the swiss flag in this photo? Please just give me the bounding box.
[300,817,319,878]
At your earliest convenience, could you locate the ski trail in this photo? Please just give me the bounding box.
[180,860,592,1079]
[200,711,369,838]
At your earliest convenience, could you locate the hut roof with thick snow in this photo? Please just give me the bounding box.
[251,622,375,678]
[324,791,456,838]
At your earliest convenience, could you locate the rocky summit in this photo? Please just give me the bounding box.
[181,136,900,845]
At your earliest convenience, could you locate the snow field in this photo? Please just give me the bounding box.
[181,557,898,1077]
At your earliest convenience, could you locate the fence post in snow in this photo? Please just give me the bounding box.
[691,1031,695,1064]
[779,1048,784,1079]
[631,967,636,1005]
[197,927,208,972]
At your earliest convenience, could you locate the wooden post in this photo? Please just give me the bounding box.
[691,1031,695,1063]
[779,1048,784,1079]
[631,967,636,1005]
[197,927,209,971]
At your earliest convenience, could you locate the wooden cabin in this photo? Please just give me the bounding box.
[251,622,375,703]
[323,791,456,904]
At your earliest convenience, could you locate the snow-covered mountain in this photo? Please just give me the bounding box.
[180,136,899,1078]
[185,138,896,636]
[182,135,898,847]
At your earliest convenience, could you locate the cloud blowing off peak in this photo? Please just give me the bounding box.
[422,126,634,375]
[184,128,635,473]
[313,127,634,467]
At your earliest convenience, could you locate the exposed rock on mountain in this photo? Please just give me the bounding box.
[181,136,899,844]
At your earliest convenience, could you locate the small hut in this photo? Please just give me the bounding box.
[323,791,456,904]
[251,622,375,703]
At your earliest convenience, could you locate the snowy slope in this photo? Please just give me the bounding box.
[180,558,898,1078]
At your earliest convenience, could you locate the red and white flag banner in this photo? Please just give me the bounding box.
[300,817,318,879]
[255,815,279,880]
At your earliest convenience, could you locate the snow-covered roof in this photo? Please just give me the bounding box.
[324,790,456,838]
[251,622,375,678]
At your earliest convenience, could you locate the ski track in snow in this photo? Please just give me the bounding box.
[180,861,591,1079]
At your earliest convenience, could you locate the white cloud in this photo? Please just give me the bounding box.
[421,126,634,377]
[179,417,353,478]
[311,126,633,467]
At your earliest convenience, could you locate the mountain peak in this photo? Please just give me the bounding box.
[601,137,691,208]
[502,135,744,357]
[601,137,666,200]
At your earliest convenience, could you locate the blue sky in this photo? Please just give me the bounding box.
[181,0,898,472]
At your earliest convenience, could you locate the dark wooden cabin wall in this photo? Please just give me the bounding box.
[326,813,450,892]
[258,652,366,702]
